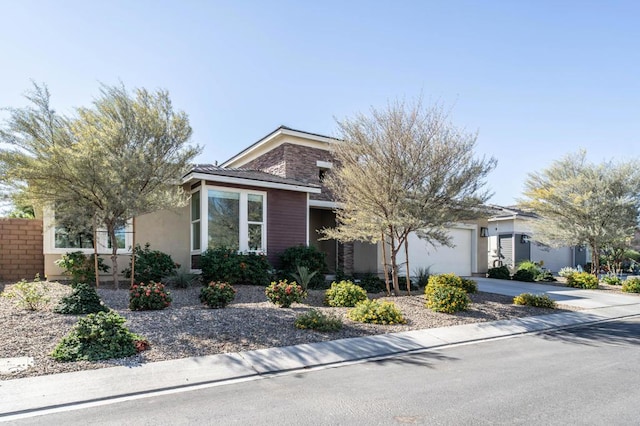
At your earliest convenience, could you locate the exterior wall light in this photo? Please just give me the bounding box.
[480,227,489,237]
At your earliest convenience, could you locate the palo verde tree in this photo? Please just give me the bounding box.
[322,99,496,295]
[0,83,200,288]
[519,150,640,275]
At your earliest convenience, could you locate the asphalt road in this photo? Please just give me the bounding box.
[7,317,640,425]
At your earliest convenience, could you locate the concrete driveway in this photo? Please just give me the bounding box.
[474,277,640,309]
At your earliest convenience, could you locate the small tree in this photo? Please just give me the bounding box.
[322,99,496,295]
[519,151,640,275]
[0,83,201,288]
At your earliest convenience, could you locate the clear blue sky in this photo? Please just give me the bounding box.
[2,0,639,206]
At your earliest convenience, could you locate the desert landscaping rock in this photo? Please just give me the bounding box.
[0,281,579,380]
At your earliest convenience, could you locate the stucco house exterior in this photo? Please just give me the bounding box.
[486,205,588,273]
[43,126,490,280]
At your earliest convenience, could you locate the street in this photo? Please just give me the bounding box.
[6,317,640,425]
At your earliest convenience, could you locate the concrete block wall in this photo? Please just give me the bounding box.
[0,218,44,281]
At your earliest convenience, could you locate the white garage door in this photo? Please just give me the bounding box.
[396,228,473,277]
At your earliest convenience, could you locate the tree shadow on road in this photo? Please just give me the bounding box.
[539,318,640,347]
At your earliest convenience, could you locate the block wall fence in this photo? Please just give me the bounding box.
[0,218,44,281]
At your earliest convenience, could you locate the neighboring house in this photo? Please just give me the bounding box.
[486,205,588,273]
[43,125,489,280]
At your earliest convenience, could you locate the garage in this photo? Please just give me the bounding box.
[396,227,474,277]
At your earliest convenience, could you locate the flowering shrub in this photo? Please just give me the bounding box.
[622,277,640,293]
[265,279,306,308]
[347,299,406,325]
[513,293,556,309]
[128,282,172,311]
[602,274,622,286]
[55,251,109,285]
[1,275,50,311]
[566,272,599,289]
[200,281,236,308]
[425,285,470,314]
[51,311,148,361]
[295,309,342,332]
[324,280,368,307]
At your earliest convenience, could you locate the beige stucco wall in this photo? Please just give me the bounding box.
[135,205,190,272]
[44,253,132,282]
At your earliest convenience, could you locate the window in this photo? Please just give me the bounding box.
[55,226,94,249]
[200,187,266,253]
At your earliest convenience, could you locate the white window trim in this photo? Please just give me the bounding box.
[43,206,133,255]
[190,184,203,254]
[202,185,268,254]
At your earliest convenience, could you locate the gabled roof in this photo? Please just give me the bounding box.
[221,125,337,168]
[183,164,321,194]
[487,204,538,220]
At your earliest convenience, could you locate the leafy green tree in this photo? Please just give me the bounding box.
[0,83,200,288]
[519,151,640,275]
[322,99,496,295]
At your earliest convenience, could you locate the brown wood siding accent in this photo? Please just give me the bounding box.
[267,189,307,268]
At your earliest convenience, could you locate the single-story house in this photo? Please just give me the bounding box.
[43,126,490,280]
[486,205,588,273]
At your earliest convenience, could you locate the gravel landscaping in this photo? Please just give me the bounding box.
[1,280,580,380]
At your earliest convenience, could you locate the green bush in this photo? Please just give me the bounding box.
[517,260,542,275]
[1,275,50,311]
[354,273,386,293]
[199,281,236,308]
[290,265,318,291]
[622,277,640,293]
[487,265,511,280]
[129,282,172,310]
[279,245,327,289]
[512,269,536,282]
[124,243,177,284]
[513,293,556,309]
[535,271,557,282]
[200,247,271,286]
[566,272,599,289]
[348,299,406,325]
[602,274,622,286]
[54,251,109,285]
[51,311,147,362]
[163,270,199,288]
[425,285,470,314]
[426,274,477,294]
[324,280,368,307]
[54,283,109,314]
[295,309,342,332]
[413,267,432,287]
[265,279,307,308]
[558,267,578,278]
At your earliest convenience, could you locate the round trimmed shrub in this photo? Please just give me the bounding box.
[200,281,236,308]
[54,283,109,315]
[124,243,177,284]
[602,274,622,286]
[488,265,511,280]
[295,309,342,331]
[512,269,536,282]
[513,293,556,309]
[51,311,147,362]
[265,279,306,308]
[129,282,172,311]
[622,277,640,293]
[324,280,368,307]
[426,274,477,295]
[425,285,470,314]
[347,299,406,325]
[566,272,599,289]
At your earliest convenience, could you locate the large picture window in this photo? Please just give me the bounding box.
[191,187,266,253]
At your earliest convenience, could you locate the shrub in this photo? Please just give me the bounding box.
[54,251,109,285]
[51,311,148,362]
[348,299,406,325]
[164,270,199,288]
[324,280,368,307]
[290,265,318,291]
[426,274,477,294]
[295,309,342,332]
[413,266,432,287]
[535,271,557,282]
[200,247,271,286]
[265,279,306,308]
[124,243,177,284]
[512,269,536,282]
[517,260,542,275]
[279,245,327,289]
[54,283,109,314]
[354,272,386,293]
[128,282,172,310]
[622,277,640,293]
[513,293,556,309]
[200,281,236,308]
[566,272,599,289]
[425,285,470,314]
[602,274,622,286]
[487,265,511,280]
[558,267,578,278]
[1,275,50,311]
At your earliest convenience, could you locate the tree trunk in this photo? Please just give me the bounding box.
[108,225,120,290]
[404,237,411,295]
[389,227,400,295]
[93,216,99,288]
[381,231,391,296]
[130,217,136,288]
[590,242,600,276]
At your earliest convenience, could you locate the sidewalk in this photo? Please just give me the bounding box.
[2,279,640,420]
